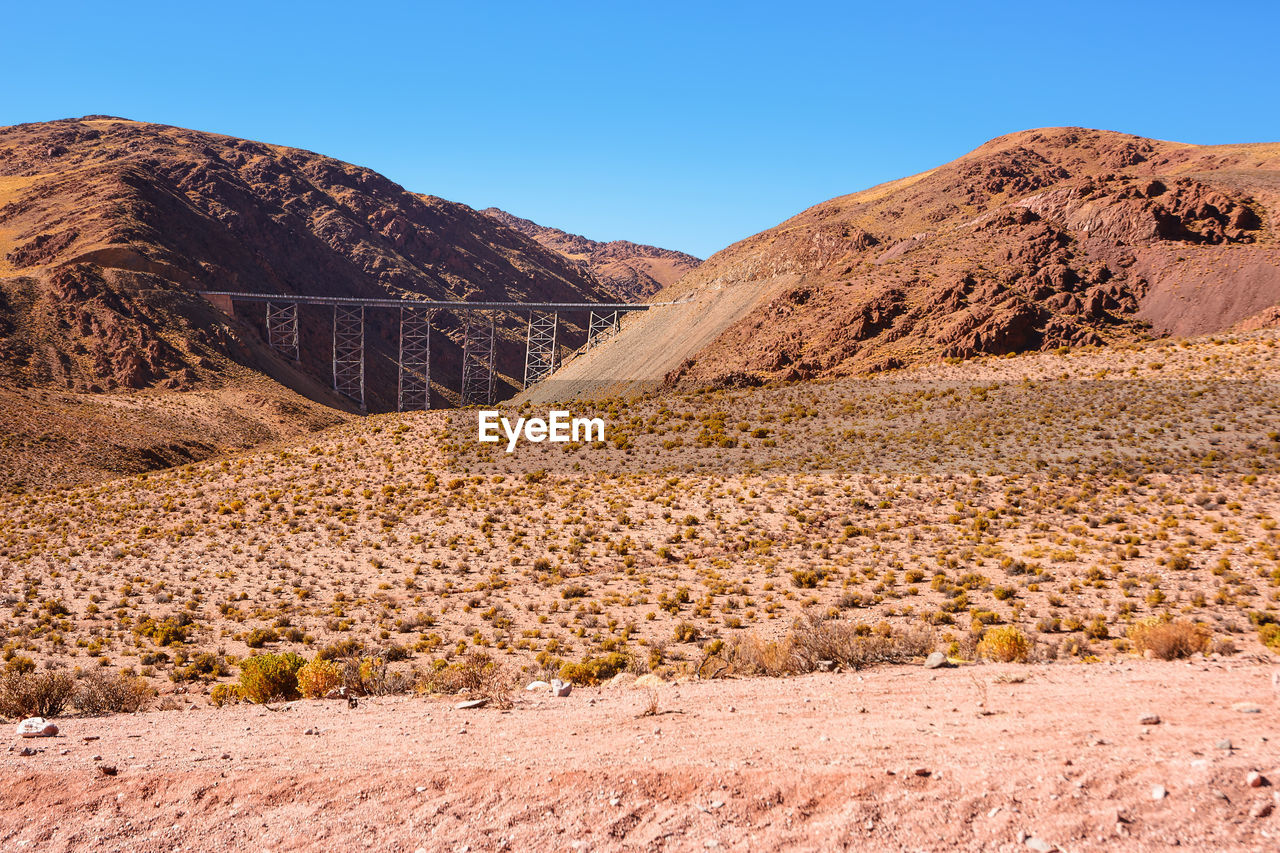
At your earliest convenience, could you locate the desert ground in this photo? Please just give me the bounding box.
[3,661,1278,851]
[2,329,1280,849]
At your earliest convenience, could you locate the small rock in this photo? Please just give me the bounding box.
[1250,800,1274,818]
[455,699,488,710]
[526,681,551,692]
[1217,739,1233,751]
[913,768,931,777]
[1232,703,1263,714]
[1152,785,1168,800]
[551,679,572,698]
[18,746,37,757]
[1247,771,1268,788]
[1138,714,1160,726]
[16,718,59,738]
[816,659,836,672]
[924,652,948,669]
[1024,837,1056,853]
[99,765,118,776]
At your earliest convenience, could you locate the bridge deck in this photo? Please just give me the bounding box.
[199,290,656,311]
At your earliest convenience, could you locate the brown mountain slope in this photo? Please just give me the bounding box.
[481,207,700,300]
[0,116,622,488]
[549,128,1279,392]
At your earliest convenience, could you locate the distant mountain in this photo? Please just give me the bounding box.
[540,127,1280,394]
[0,116,618,487]
[482,207,700,300]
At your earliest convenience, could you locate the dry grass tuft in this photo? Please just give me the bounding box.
[1128,618,1211,660]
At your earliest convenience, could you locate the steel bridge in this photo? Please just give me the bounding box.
[200,290,647,411]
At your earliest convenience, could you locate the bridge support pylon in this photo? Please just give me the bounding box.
[587,310,620,349]
[523,311,558,387]
[460,311,497,406]
[398,305,432,412]
[265,301,299,361]
[332,305,366,411]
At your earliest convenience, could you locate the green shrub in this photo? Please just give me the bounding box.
[672,621,700,643]
[316,638,364,661]
[134,615,192,646]
[237,652,306,704]
[210,683,241,707]
[171,651,230,682]
[559,652,629,685]
[244,627,280,648]
[791,569,824,589]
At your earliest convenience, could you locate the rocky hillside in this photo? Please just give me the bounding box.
[482,207,700,300]
[0,116,623,487]
[650,128,1280,384]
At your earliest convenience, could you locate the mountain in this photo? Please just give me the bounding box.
[481,207,700,300]
[533,127,1280,396]
[0,116,622,488]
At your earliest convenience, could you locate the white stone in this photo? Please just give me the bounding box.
[526,681,551,691]
[16,718,58,738]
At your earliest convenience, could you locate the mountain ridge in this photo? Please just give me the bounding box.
[481,206,700,300]
[647,127,1280,384]
[0,116,637,488]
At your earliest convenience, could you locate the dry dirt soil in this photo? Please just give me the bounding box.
[2,331,1280,850]
[3,661,1278,851]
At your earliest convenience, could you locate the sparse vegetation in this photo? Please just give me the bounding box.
[977,626,1031,662]
[0,330,1276,709]
[238,652,307,704]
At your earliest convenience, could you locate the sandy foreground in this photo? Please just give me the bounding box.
[2,660,1278,852]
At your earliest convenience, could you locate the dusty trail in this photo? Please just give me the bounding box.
[4,660,1278,851]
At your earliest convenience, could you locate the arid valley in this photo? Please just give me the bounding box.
[3,23,1280,848]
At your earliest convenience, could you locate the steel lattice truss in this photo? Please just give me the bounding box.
[523,311,558,387]
[265,302,299,360]
[587,310,620,349]
[460,312,497,406]
[397,306,432,412]
[332,305,366,410]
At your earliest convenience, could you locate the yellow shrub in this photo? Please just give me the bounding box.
[237,652,306,704]
[210,683,241,707]
[1128,618,1209,660]
[296,659,343,699]
[977,626,1031,662]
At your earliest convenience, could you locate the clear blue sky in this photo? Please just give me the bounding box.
[3,1,1277,258]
